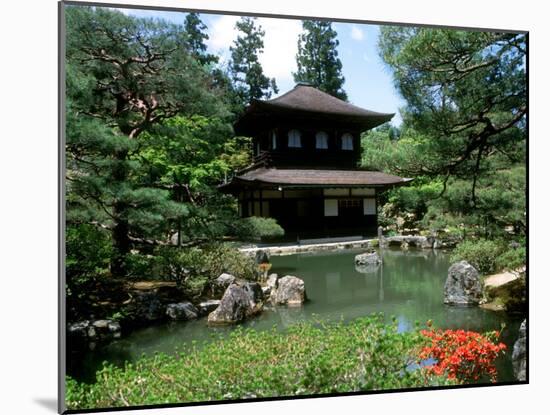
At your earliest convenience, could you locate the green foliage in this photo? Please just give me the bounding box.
[234,217,285,240]
[230,17,278,106]
[450,239,505,274]
[66,224,113,319]
[126,243,257,295]
[495,246,526,272]
[65,6,242,279]
[294,20,347,100]
[66,224,112,280]
[368,28,526,244]
[65,315,454,409]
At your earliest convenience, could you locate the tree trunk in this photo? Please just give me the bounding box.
[110,149,131,277]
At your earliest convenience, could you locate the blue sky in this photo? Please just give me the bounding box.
[116,7,406,125]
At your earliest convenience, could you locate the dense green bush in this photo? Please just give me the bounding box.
[495,246,526,272]
[66,315,453,409]
[66,224,112,280]
[125,243,257,298]
[450,239,505,274]
[234,216,285,240]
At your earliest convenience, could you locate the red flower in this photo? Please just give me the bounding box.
[418,327,507,384]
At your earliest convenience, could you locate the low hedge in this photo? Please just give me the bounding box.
[66,315,454,410]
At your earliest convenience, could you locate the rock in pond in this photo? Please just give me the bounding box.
[211,273,236,298]
[271,275,306,306]
[354,251,382,266]
[444,260,483,305]
[207,283,262,325]
[198,299,221,316]
[165,302,199,321]
[512,319,527,381]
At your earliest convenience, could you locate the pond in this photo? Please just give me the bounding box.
[68,248,523,384]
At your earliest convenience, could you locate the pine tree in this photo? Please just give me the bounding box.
[294,20,347,100]
[229,17,278,106]
[65,6,228,277]
[184,12,218,66]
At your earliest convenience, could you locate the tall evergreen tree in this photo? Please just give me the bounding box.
[65,6,228,277]
[293,20,347,100]
[229,17,278,106]
[184,12,218,66]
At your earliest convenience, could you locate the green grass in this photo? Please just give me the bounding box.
[66,315,454,410]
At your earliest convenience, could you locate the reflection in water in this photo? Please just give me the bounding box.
[68,248,523,384]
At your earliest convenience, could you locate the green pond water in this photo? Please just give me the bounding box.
[68,248,523,384]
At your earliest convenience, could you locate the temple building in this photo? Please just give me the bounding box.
[220,83,411,239]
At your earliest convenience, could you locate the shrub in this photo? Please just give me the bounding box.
[419,328,507,383]
[124,243,258,298]
[65,315,454,410]
[450,239,505,274]
[234,217,285,240]
[495,246,526,272]
[66,224,112,280]
[66,224,112,317]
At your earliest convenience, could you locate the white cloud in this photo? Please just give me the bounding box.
[207,16,302,90]
[205,15,240,62]
[351,25,364,41]
[256,18,302,83]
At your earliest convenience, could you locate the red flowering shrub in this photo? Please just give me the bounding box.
[419,328,507,383]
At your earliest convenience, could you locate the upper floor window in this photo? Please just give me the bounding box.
[271,131,277,150]
[315,131,329,149]
[341,133,354,150]
[288,129,302,148]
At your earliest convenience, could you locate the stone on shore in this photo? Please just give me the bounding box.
[483,270,526,312]
[512,319,527,381]
[165,302,199,321]
[68,319,121,341]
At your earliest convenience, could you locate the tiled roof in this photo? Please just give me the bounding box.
[221,167,412,188]
[234,84,394,135]
[263,84,394,119]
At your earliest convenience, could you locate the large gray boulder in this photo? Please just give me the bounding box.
[354,251,382,266]
[444,261,483,305]
[207,284,262,325]
[271,275,306,306]
[512,319,527,381]
[165,302,199,321]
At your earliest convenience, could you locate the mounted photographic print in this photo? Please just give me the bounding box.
[59,1,528,412]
